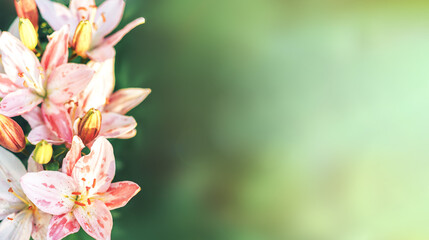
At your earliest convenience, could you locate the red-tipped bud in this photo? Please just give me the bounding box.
[77,108,101,145]
[0,114,25,152]
[14,0,38,30]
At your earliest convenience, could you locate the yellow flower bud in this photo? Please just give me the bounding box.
[72,20,92,57]
[0,114,25,153]
[77,108,101,145]
[33,140,53,164]
[18,18,38,51]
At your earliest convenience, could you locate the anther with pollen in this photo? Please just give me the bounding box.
[7,179,11,182]
[92,179,96,188]
[87,198,91,205]
[75,201,86,207]
[72,192,82,195]
[7,217,13,221]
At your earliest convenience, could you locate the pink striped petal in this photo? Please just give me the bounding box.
[31,211,52,240]
[47,213,80,240]
[47,63,94,104]
[42,102,73,143]
[35,0,75,31]
[100,181,140,210]
[42,25,70,76]
[27,125,65,145]
[0,74,19,98]
[99,112,137,139]
[62,136,85,176]
[72,137,115,195]
[105,88,151,115]
[0,89,42,117]
[92,0,125,44]
[20,171,78,215]
[73,200,112,240]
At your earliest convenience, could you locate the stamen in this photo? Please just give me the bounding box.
[8,187,30,205]
[87,198,91,205]
[7,179,11,182]
[18,72,24,78]
[75,201,86,207]
[92,179,96,188]
[82,178,86,181]
[7,217,13,220]
[101,13,106,23]
[86,186,91,192]
[72,192,82,195]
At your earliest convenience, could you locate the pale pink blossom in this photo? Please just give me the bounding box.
[24,58,151,145]
[0,146,51,240]
[0,28,94,143]
[21,137,141,240]
[35,0,145,61]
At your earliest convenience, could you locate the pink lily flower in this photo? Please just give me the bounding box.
[20,137,141,240]
[0,146,51,240]
[0,27,95,143]
[35,0,145,61]
[24,58,151,145]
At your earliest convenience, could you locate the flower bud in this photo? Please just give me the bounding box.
[77,108,101,145]
[18,18,38,51]
[0,114,25,153]
[33,140,53,164]
[14,0,38,30]
[72,20,92,57]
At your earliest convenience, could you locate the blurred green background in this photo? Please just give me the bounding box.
[5,0,429,239]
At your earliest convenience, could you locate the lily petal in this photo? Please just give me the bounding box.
[86,45,116,62]
[0,210,33,240]
[0,73,20,98]
[28,151,44,173]
[47,63,94,104]
[78,58,115,114]
[0,88,42,117]
[99,112,137,139]
[69,0,96,22]
[0,32,44,89]
[117,129,137,139]
[47,213,80,240]
[105,88,151,115]
[31,211,52,240]
[21,106,44,128]
[99,181,140,210]
[27,125,65,145]
[35,0,75,31]
[101,17,145,48]
[42,25,70,76]
[72,137,115,195]
[73,200,112,240]
[20,171,78,215]
[62,136,85,176]
[0,147,28,219]
[92,0,125,44]
[8,18,20,39]
[42,102,73,143]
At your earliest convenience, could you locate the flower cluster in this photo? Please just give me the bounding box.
[0,0,149,239]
